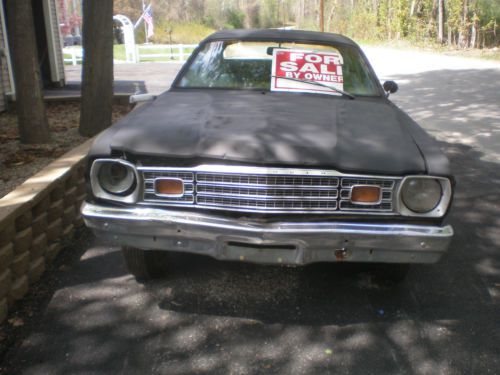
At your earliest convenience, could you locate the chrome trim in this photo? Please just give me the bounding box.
[137,164,402,179]
[338,201,393,212]
[143,171,195,183]
[195,193,338,200]
[196,182,339,189]
[82,202,454,265]
[152,177,185,198]
[196,182,339,190]
[195,195,339,211]
[90,159,141,204]
[136,164,402,215]
[341,178,395,189]
[396,176,452,218]
[92,162,452,218]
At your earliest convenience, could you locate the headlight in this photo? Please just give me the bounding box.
[98,162,135,194]
[90,159,139,203]
[401,178,442,213]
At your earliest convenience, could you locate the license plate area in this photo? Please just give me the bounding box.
[224,241,298,264]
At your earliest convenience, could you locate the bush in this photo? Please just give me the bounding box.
[225,9,245,29]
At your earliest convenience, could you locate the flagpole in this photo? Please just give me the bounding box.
[142,0,148,43]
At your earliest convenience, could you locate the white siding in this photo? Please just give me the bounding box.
[43,0,65,85]
[0,1,13,112]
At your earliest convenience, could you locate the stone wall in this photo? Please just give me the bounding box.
[0,139,92,323]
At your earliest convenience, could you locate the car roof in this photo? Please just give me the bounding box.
[201,29,358,47]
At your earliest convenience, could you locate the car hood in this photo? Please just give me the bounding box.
[105,90,427,175]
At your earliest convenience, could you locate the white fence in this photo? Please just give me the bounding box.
[136,44,198,63]
[63,47,83,65]
[63,44,198,65]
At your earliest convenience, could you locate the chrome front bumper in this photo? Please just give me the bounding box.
[82,202,453,265]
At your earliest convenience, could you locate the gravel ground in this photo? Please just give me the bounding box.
[0,103,130,199]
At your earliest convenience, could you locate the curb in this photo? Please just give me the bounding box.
[0,138,93,323]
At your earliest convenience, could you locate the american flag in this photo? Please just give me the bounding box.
[143,4,154,38]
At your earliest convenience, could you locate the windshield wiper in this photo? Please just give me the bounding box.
[271,75,355,99]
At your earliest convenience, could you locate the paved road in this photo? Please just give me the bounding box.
[3,50,500,375]
[64,62,182,96]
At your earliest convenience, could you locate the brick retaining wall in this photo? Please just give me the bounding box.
[0,139,92,323]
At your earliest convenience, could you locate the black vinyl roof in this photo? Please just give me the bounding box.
[201,29,358,47]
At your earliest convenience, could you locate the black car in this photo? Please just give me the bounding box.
[82,29,454,282]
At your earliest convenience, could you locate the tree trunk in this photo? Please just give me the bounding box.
[79,0,114,137]
[458,0,468,48]
[437,0,444,43]
[470,25,476,48]
[327,0,337,31]
[6,0,50,144]
[319,0,324,32]
[410,0,416,17]
[428,0,437,38]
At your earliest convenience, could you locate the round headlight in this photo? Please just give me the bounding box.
[401,178,442,213]
[97,162,135,194]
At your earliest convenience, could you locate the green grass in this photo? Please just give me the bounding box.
[113,44,126,61]
[64,45,130,64]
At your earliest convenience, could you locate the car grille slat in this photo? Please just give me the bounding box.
[138,167,400,214]
[197,173,339,188]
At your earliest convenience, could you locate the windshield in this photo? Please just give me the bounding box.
[177,40,380,96]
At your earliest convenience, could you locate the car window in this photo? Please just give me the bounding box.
[177,40,380,96]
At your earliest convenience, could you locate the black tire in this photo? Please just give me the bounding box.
[121,246,169,280]
[374,263,410,285]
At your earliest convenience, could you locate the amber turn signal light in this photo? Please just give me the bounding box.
[155,178,184,196]
[350,185,381,204]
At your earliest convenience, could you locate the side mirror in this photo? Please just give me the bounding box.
[129,93,156,104]
[383,81,398,97]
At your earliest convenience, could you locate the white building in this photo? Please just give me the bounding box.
[0,0,65,112]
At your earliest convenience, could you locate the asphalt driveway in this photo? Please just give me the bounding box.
[1,50,499,375]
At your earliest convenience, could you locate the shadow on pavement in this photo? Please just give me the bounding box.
[390,69,500,162]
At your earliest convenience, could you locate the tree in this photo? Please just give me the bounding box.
[79,0,114,137]
[438,0,444,43]
[6,0,50,144]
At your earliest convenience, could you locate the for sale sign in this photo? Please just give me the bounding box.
[271,49,344,95]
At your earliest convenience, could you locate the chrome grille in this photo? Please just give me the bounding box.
[196,196,338,210]
[197,173,339,187]
[138,166,400,214]
[196,185,338,199]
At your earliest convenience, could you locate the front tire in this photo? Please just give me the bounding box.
[121,246,168,280]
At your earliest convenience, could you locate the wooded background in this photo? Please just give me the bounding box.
[114,0,499,48]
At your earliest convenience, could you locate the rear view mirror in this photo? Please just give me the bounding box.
[383,81,398,97]
[266,47,276,56]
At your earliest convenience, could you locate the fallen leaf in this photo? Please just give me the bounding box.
[8,317,24,327]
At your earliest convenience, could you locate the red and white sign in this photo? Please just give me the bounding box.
[271,49,344,95]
